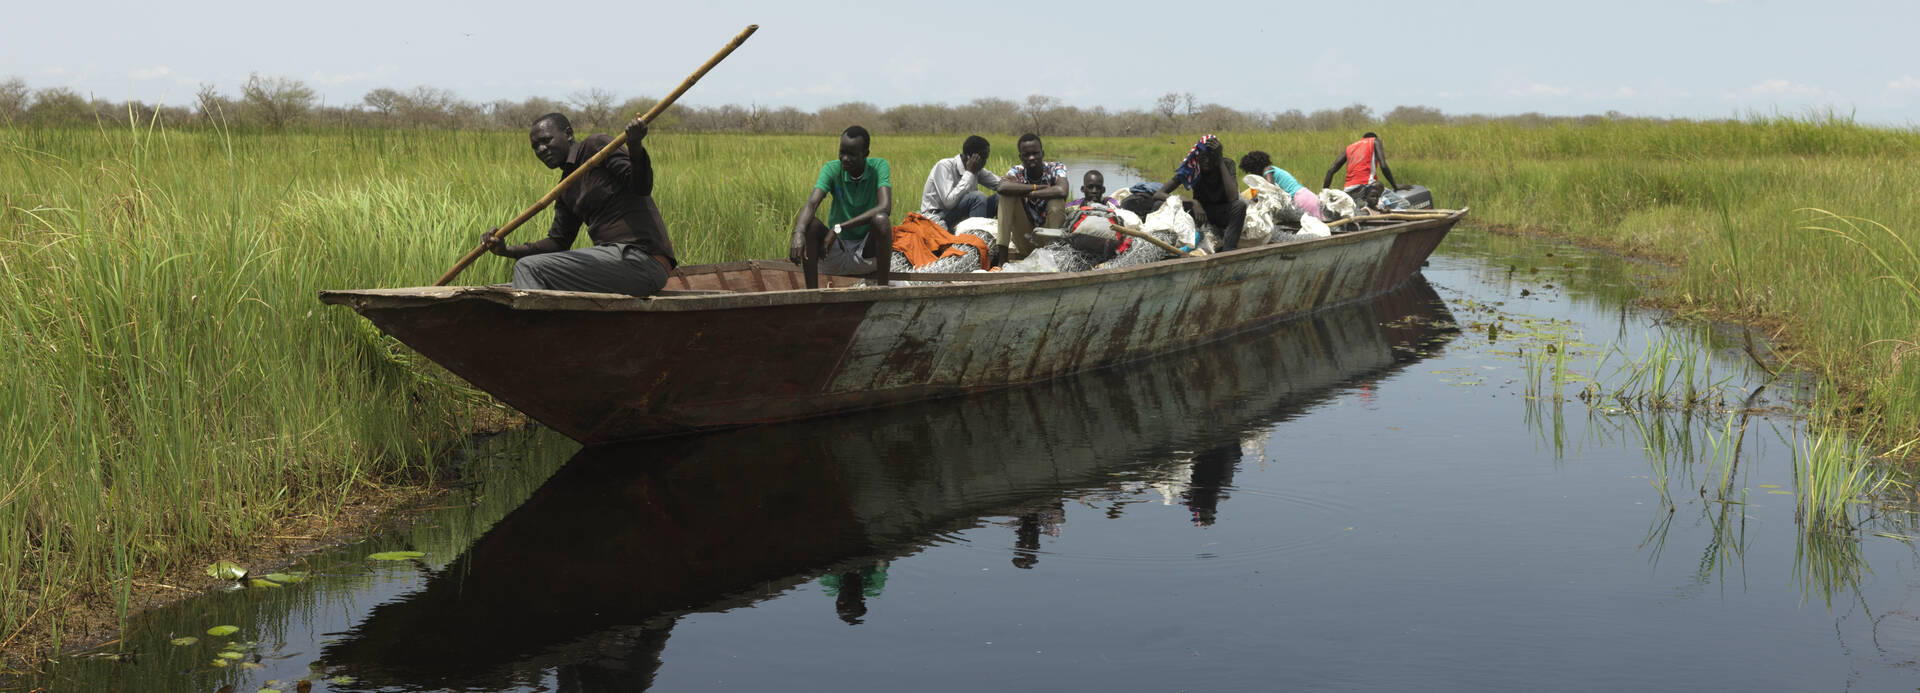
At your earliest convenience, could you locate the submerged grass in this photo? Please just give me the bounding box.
[4,114,1920,659]
[1791,420,1890,532]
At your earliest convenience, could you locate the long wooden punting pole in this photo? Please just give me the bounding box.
[1326,209,1457,229]
[1112,225,1196,258]
[435,24,760,286]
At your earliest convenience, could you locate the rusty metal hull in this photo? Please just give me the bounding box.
[319,209,1465,443]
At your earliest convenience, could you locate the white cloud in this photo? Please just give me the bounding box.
[1509,83,1571,97]
[1890,75,1920,91]
[1747,79,1827,97]
[130,66,171,80]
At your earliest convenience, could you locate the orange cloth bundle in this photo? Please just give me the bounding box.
[890,213,991,271]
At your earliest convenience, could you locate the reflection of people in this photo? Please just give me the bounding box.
[789,125,893,288]
[1011,502,1065,569]
[1154,134,1248,251]
[993,132,1069,264]
[1322,131,1402,208]
[480,113,677,296]
[1183,443,1241,526]
[554,619,673,691]
[819,561,889,625]
[920,135,1000,229]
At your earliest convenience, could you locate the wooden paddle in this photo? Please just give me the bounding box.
[435,24,760,286]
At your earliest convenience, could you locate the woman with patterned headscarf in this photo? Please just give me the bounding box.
[1152,134,1248,250]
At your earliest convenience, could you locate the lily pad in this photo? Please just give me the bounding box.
[261,572,308,584]
[205,560,248,580]
[367,551,425,561]
[170,636,198,646]
[218,650,247,660]
[210,658,229,668]
[206,625,240,637]
[328,677,355,685]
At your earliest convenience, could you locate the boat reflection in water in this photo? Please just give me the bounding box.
[318,278,1459,691]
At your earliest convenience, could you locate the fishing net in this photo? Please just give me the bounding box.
[1001,242,1100,273]
[883,224,999,284]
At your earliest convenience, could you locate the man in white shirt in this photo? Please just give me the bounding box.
[919,135,1000,229]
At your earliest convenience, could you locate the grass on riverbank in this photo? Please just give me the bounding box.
[3,115,1917,662]
[1104,118,1919,451]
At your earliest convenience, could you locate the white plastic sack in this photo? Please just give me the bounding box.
[1237,174,1279,246]
[1378,188,1412,210]
[1319,188,1357,221]
[1141,194,1198,249]
[1296,215,1331,238]
[954,216,997,237]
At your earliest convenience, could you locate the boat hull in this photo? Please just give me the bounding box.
[320,209,1463,443]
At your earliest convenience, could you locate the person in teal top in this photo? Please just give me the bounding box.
[1239,150,1323,221]
[790,125,893,288]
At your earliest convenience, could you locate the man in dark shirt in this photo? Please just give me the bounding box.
[481,112,678,296]
[1154,134,1248,251]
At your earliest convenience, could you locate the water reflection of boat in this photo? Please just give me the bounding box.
[318,279,1459,691]
[319,210,1463,443]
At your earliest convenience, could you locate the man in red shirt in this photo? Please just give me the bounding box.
[1323,132,1403,209]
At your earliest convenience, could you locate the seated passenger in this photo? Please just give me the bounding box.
[1238,150,1322,221]
[1153,135,1248,250]
[789,125,892,288]
[1062,171,1127,258]
[919,135,1000,230]
[1067,170,1119,208]
[993,132,1069,264]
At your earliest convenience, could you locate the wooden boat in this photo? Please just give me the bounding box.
[319,208,1466,443]
[316,280,1460,689]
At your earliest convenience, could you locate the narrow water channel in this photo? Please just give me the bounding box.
[19,187,1920,692]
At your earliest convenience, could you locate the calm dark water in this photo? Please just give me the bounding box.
[22,221,1920,691]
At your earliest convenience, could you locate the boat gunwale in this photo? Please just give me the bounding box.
[318,208,1467,313]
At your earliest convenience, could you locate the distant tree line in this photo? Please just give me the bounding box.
[0,73,1693,135]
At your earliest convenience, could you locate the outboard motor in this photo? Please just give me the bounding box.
[1386,184,1434,210]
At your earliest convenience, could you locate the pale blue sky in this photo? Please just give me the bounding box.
[5,0,1917,125]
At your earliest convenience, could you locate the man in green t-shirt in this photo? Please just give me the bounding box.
[790,125,893,288]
